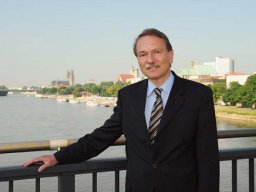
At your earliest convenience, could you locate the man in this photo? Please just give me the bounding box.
[24,28,219,192]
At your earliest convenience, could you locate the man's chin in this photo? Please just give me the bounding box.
[146,74,161,81]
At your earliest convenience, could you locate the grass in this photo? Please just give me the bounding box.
[215,105,256,117]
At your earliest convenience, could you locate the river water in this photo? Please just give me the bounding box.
[0,94,256,192]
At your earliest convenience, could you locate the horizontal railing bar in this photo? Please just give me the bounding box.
[1,129,256,154]
[219,147,256,161]
[0,136,126,154]
[218,129,256,139]
[1,147,256,182]
[0,157,127,182]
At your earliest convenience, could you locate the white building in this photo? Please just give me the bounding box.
[226,73,250,87]
[215,57,234,74]
[203,57,234,75]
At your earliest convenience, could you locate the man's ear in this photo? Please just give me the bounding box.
[169,50,174,64]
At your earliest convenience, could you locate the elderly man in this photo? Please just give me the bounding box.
[24,28,219,192]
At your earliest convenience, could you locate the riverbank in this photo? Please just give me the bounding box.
[34,94,117,107]
[21,93,256,121]
[215,105,256,122]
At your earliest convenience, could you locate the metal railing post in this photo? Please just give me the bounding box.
[249,158,254,192]
[9,180,13,192]
[58,173,75,192]
[232,160,237,192]
[92,172,97,192]
[36,178,40,192]
[115,170,120,192]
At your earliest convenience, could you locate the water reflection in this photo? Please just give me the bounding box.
[217,117,256,130]
[217,117,256,149]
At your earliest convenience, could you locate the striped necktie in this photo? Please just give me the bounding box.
[149,88,163,145]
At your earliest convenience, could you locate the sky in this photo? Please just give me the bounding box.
[0,0,255,87]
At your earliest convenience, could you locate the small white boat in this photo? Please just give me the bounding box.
[69,99,80,104]
[86,101,99,107]
[57,98,68,103]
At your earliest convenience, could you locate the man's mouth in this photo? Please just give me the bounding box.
[145,64,160,69]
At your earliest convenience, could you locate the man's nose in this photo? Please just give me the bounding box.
[146,53,155,63]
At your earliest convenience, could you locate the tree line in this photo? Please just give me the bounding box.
[208,74,256,108]
[0,85,8,90]
[38,74,256,108]
[38,81,130,97]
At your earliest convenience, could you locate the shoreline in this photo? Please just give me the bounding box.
[215,112,256,122]
[215,105,256,122]
[22,93,256,121]
[34,94,117,107]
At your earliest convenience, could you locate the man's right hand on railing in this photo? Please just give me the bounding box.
[23,155,58,173]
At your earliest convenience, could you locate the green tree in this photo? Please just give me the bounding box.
[38,87,57,94]
[72,85,83,97]
[209,81,226,104]
[240,74,256,107]
[222,82,242,106]
[57,87,73,95]
[0,85,7,90]
[98,81,114,96]
[106,81,130,97]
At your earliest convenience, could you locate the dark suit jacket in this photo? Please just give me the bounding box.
[54,71,219,192]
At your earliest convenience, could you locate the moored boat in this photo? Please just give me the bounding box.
[57,98,69,102]
[69,99,80,104]
[0,90,8,96]
[86,100,99,107]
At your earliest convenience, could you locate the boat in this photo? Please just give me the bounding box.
[69,99,80,104]
[86,100,99,107]
[0,90,8,96]
[57,98,68,103]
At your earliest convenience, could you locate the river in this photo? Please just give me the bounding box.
[0,94,256,192]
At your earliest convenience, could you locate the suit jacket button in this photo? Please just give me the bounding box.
[153,163,157,168]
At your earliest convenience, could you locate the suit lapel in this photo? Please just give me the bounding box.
[157,73,185,134]
[133,80,148,133]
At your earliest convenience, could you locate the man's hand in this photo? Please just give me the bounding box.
[23,155,58,173]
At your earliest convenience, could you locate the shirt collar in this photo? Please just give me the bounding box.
[146,71,174,97]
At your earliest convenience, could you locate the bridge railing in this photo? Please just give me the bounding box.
[1,129,256,192]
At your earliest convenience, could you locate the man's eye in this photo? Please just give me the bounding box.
[138,53,146,58]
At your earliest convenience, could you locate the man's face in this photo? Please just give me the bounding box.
[136,35,174,85]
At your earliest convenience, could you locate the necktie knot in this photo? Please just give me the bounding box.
[154,88,162,97]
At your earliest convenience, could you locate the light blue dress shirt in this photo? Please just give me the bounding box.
[145,72,175,128]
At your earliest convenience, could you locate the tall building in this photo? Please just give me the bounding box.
[66,69,75,86]
[50,70,75,87]
[203,57,234,75]
[66,70,70,81]
[215,57,234,74]
[70,70,75,86]
[130,66,139,79]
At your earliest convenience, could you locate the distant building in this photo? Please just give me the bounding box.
[179,62,223,84]
[226,73,250,87]
[66,69,75,86]
[118,74,135,83]
[215,57,234,74]
[179,57,235,84]
[117,66,143,83]
[180,63,218,77]
[203,57,234,74]
[51,80,70,87]
[49,69,75,87]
